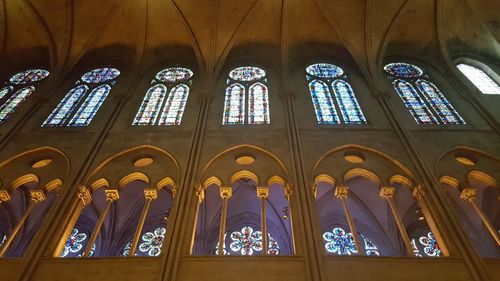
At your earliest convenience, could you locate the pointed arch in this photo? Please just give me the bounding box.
[415,79,465,125]
[456,63,500,95]
[68,84,111,126]
[223,83,245,125]
[308,79,339,124]
[43,85,89,126]
[0,86,36,122]
[392,79,437,124]
[133,84,167,126]
[332,79,366,124]
[159,84,190,125]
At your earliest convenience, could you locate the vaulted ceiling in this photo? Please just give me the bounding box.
[0,0,498,90]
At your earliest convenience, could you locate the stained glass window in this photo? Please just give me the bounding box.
[411,232,441,257]
[42,68,120,127]
[215,226,280,256]
[306,63,366,124]
[133,68,192,126]
[0,234,6,248]
[457,64,500,95]
[60,228,88,257]
[122,227,166,257]
[416,80,465,124]
[385,62,465,125]
[322,227,379,256]
[223,66,270,125]
[0,69,49,123]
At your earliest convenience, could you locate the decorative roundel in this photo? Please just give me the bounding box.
[229,66,266,82]
[9,69,50,85]
[306,63,344,78]
[81,68,120,83]
[156,67,193,83]
[384,63,424,78]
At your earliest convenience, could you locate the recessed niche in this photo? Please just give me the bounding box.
[134,156,154,167]
[343,151,365,164]
[235,155,255,165]
[455,153,476,166]
[32,158,53,168]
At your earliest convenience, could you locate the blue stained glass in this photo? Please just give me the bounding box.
[156,68,193,83]
[133,84,167,126]
[229,67,266,82]
[248,82,270,124]
[138,227,167,256]
[43,85,89,126]
[309,80,340,124]
[0,86,13,99]
[68,84,111,126]
[60,228,88,257]
[216,226,280,256]
[416,80,465,125]
[81,68,120,84]
[384,63,423,78]
[323,227,379,256]
[158,84,190,125]
[393,79,438,124]
[0,86,35,122]
[332,80,366,124]
[306,63,344,78]
[9,69,50,85]
[411,232,441,257]
[223,83,245,125]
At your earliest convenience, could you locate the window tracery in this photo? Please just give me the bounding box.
[384,62,465,125]
[306,63,366,124]
[215,226,280,256]
[223,66,270,125]
[411,232,441,257]
[60,228,88,257]
[0,69,49,123]
[133,68,192,126]
[322,227,379,256]
[456,63,500,95]
[42,68,120,127]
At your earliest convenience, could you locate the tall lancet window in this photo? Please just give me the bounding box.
[305,63,366,124]
[456,63,500,95]
[42,68,120,127]
[133,67,193,126]
[0,69,50,123]
[223,66,270,125]
[384,62,465,125]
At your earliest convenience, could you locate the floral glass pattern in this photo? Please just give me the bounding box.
[411,232,441,257]
[306,63,366,124]
[60,228,88,257]
[42,68,120,127]
[323,227,379,256]
[216,226,280,256]
[457,63,500,95]
[385,62,465,125]
[223,66,270,125]
[133,68,192,126]
[0,69,49,123]
[138,227,167,256]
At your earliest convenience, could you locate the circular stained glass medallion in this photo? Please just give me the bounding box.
[10,69,50,85]
[229,66,266,82]
[81,68,120,83]
[384,63,424,78]
[306,63,344,78]
[156,67,193,83]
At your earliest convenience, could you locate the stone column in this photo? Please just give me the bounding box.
[129,188,158,256]
[257,187,269,255]
[379,186,414,256]
[334,186,363,255]
[217,187,232,256]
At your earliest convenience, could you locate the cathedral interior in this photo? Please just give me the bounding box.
[0,0,499,281]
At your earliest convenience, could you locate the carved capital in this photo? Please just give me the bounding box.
[220,187,232,199]
[77,186,92,206]
[334,186,349,199]
[379,186,395,199]
[257,187,269,199]
[144,188,158,201]
[196,185,205,203]
[30,190,46,203]
[0,190,11,203]
[105,189,120,202]
[412,185,424,200]
[460,188,477,201]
